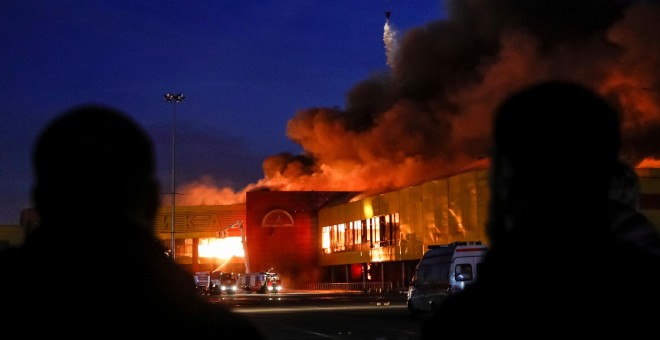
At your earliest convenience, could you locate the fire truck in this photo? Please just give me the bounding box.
[210,271,238,295]
[238,271,282,294]
[194,271,238,295]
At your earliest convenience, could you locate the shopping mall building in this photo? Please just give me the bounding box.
[151,163,660,291]
[12,163,660,291]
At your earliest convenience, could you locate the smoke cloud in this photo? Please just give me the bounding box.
[178,0,660,206]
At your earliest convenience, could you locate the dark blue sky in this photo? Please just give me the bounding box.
[0,1,445,224]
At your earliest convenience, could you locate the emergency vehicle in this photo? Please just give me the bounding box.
[238,271,282,294]
[406,241,487,317]
[210,271,238,295]
[194,271,211,295]
[194,271,238,295]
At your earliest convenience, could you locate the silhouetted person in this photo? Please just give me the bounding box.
[609,161,660,257]
[0,105,265,338]
[421,81,660,337]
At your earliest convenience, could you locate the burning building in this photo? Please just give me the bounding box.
[154,160,660,290]
[153,0,660,289]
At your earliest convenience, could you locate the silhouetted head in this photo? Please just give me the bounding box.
[32,105,160,229]
[487,81,621,242]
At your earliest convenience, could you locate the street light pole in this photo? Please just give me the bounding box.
[164,92,185,260]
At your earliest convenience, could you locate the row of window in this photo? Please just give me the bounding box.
[321,213,400,254]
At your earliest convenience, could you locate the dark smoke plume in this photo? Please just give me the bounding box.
[179,0,660,205]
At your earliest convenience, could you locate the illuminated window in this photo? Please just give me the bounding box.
[347,221,354,249]
[322,226,331,253]
[355,220,362,244]
[180,238,193,258]
[338,223,346,251]
[372,217,380,247]
[322,213,402,254]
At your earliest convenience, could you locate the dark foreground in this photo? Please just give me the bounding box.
[205,290,424,340]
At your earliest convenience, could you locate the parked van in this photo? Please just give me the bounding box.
[406,241,487,317]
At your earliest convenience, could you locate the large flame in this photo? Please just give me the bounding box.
[197,236,244,259]
[176,0,660,206]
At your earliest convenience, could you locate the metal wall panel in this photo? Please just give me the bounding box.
[318,168,491,266]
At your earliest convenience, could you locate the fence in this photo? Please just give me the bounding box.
[291,281,395,293]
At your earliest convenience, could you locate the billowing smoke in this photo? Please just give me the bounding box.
[177,0,660,206]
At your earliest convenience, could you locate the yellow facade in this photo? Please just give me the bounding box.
[637,167,660,233]
[154,203,246,240]
[318,168,490,266]
[0,225,25,249]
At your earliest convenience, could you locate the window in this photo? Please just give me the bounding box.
[321,226,331,253]
[322,213,401,253]
[454,264,473,281]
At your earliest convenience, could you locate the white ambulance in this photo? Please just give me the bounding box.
[406,241,487,317]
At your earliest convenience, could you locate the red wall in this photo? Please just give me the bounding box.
[245,190,354,288]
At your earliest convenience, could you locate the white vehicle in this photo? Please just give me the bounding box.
[406,241,487,317]
[238,271,282,294]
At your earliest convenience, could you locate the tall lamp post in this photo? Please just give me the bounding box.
[164,92,185,260]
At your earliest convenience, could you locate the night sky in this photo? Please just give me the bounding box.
[2,1,659,225]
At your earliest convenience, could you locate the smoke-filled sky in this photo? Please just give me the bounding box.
[2,0,659,225]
